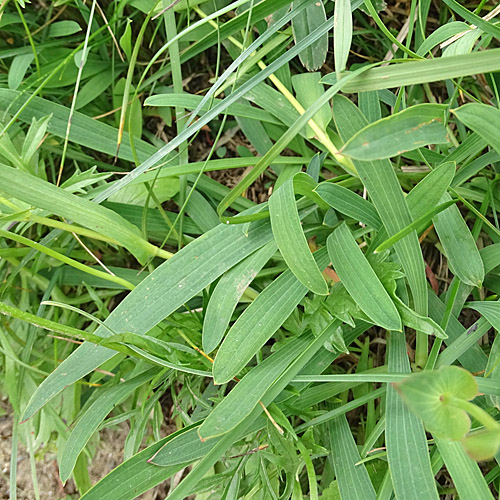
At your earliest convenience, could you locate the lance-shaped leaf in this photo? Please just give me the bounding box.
[269,178,328,295]
[327,223,401,331]
[202,242,277,354]
[314,182,382,230]
[213,248,330,385]
[433,193,484,287]
[340,104,449,161]
[292,0,328,71]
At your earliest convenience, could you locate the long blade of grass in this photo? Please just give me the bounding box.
[314,182,382,230]
[340,104,448,161]
[434,438,494,500]
[328,412,376,500]
[453,103,500,156]
[322,48,500,92]
[433,193,484,287]
[0,164,158,264]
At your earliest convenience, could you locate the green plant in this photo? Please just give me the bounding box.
[2,0,500,499]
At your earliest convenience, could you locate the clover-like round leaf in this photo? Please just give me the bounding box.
[394,366,478,440]
[462,429,500,462]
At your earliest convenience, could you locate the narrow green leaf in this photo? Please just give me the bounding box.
[8,53,34,90]
[59,368,158,482]
[314,182,382,229]
[393,297,447,339]
[453,103,500,156]
[333,95,427,315]
[49,20,82,37]
[340,104,448,161]
[322,48,500,92]
[435,438,494,500]
[119,19,132,60]
[385,332,439,500]
[269,178,328,295]
[145,92,280,124]
[0,164,156,265]
[416,22,471,56]
[22,219,274,421]
[0,89,159,163]
[199,332,313,440]
[406,161,456,219]
[334,0,353,77]
[327,223,401,331]
[292,0,328,71]
[328,413,376,500]
[213,248,330,385]
[203,242,277,353]
[433,193,484,287]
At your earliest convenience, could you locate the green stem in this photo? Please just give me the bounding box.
[448,396,500,432]
[0,230,136,290]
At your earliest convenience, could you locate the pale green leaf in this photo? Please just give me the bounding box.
[433,193,484,287]
[334,0,353,77]
[340,104,448,161]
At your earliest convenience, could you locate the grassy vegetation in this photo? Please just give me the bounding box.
[2,0,500,498]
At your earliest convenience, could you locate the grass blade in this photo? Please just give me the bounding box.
[322,48,500,91]
[0,164,158,264]
[334,0,353,77]
[328,413,376,500]
[434,438,494,500]
[453,103,500,156]
[433,193,484,287]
